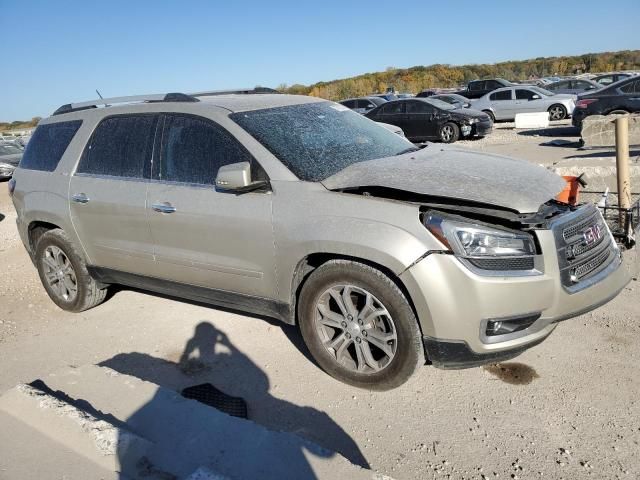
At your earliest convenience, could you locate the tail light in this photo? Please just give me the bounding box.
[576,98,598,109]
[8,178,16,197]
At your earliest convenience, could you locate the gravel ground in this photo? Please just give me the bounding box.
[0,130,639,479]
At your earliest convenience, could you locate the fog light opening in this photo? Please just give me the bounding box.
[485,313,541,337]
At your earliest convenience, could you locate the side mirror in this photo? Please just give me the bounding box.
[530,94,541,100]
[215,162,268,193]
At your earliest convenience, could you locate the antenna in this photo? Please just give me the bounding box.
[95,89,104,99]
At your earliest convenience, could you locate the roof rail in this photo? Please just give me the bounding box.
[190,87,280,97]
[52,92,199,116]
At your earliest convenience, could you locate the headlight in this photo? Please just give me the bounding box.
[467,117,478,124]
[424,213,539,273]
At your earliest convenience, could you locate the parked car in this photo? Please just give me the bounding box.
[546,79,601,95]
[592,73,633,87]
[340,96,387,114]
[572,75,640,128]
[0,143,23,179]
[365,98,492,143]
[454,78,514,99]
[373,93,398,101]
[430,94,471,109]
[471,86,576,122]
[396,93,414,99]
[378,122,405,137]
[415,90,437,98]
[10,90,635,390]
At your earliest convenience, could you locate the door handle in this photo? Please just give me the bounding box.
[71,193,90,204]
[152,202,176,214]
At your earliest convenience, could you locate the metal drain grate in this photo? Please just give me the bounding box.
[181,383,248,419]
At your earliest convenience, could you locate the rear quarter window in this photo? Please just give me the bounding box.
[19,120,82,171]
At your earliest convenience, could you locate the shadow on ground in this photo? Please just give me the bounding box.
[101,321,369,477]
[0,213,4,223]
[563,149,640,160]
[518,126,580,137]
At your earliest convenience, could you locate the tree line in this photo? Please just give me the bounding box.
[279,50,640,100]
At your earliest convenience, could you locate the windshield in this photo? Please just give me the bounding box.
[425,98,456,110]
[531,86,554,96]
[0,144,22,155]
[230,102,415,182]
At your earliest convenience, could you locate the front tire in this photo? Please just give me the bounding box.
[439,122,460,143]
[298,260,424,390]
[35,229,108,312]
[548,104,567,121]
[482,110,495,123]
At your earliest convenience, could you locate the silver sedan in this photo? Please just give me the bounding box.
[470,86,576,122]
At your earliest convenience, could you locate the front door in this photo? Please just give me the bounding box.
[145,113,276,298]
[69,114,158,275]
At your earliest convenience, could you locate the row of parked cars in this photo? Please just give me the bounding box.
[0,137,26,179]
[340,72,640,141]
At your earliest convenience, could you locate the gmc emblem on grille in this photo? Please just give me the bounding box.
[583,224,603,246]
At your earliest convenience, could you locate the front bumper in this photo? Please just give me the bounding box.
[472,120,493,137]
[400,229,637,368]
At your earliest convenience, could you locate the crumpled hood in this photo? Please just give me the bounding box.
[322,146,567,213]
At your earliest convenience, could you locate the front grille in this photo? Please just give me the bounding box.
[468,257,535,271]
[551,204,620,292]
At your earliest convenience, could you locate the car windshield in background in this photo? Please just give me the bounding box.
[531,86,554,96]
[230,102,414,182]
[0,144,22,155]
[425,98,456,110]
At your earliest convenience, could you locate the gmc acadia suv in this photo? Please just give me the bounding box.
[9,90,637,390]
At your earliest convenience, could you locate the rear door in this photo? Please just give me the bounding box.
[488,89,514,120]
[375,102,406,130]
[145,113,276,298]
[69,114,158,275]
[404,100,438,140]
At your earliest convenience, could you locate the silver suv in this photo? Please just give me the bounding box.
[9,90,636,390]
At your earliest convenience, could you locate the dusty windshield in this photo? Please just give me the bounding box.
[230,102,415,181]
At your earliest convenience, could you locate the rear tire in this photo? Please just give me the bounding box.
[482,110,495,123]
[298,260,424,391]
[439,122,460,143]
[548,104,567,121]
[35,229,108,312]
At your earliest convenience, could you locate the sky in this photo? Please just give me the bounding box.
[1,0,638,121]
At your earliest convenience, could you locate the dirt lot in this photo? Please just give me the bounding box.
[1,123,639,479]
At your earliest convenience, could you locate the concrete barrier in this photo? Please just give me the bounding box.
[515,112,549,129]
[581,113,640,149]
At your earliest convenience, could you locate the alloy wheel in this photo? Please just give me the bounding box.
[314,285,397,374]
[549,106,565,121]
[42,245,78,302]
[441,125,454,142]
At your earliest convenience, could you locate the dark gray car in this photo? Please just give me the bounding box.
[0,143,23,179]
[546,79,601,95]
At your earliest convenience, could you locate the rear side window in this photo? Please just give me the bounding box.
[469,81,484,91]
[490,90,512,101]
[157,114,255,185]
[621,80,640,94]
[19,120,82,171]
[380,102,404,114]
[77,115,158,178]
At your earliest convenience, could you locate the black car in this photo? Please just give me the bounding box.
[365,98,492,143]
[572,76,640,128]
[454,78,514,99]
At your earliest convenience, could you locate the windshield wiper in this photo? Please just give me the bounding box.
[396,147,420,156]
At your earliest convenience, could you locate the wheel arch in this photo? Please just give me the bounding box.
[288,253,424,340]
[27,220,62,256]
